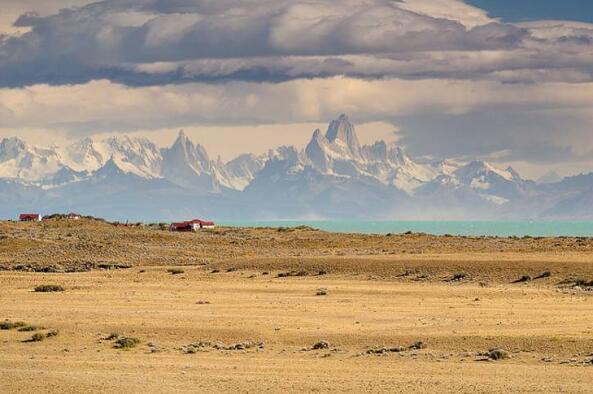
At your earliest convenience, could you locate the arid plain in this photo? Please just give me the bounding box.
[1,219,592,393]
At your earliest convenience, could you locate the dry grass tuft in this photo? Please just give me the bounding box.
[114,337,141,349]
[34,284,65,292]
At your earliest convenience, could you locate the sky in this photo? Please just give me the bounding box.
[1,0,593,178]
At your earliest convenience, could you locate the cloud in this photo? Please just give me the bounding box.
[0,0,563,87]
[2,77,593,169]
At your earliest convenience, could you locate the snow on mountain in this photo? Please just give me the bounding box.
[100,136,162,178]
[303,115,443,193]
[0,137,63,181]
[160,130,224,192]
[2,114,593,220]
[419,160,534,205]
[60,137,104,172]
[325,114,363,161]
[59,135,163,178]
[223,154,267,190]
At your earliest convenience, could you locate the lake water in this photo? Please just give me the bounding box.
[219,221,593,237]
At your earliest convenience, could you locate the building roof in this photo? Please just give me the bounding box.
[190,219,215,226]
[19,213,40,219]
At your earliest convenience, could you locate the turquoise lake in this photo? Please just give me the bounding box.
[219,221,593,237]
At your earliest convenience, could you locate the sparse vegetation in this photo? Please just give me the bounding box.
[449,273,468,282]
[277,270,308,278]
[97,263,132,270]
[408,341,427,350]
[486,348,510,360]
[46,330,59,338]
[366,341,427,355]
[182,340,264,353]
[311,341,330,350]
[2,221,593,391]
[34,284,65,292]
[513,275,532,283]
[105,332,120,340]
[167,268,185,275]
[574,278,593,287]
[26,330,58,343]
[315,288,328,296]
[114,337,141,349]
[29,333,46,342]
[534,271,552,279]
[0,320,26,330]
[18,325,41,332]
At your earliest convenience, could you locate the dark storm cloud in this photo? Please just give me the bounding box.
[0,0,537,87]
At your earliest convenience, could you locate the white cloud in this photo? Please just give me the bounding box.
[2,77,593,170]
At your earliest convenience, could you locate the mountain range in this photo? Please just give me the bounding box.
[1,114,592,221]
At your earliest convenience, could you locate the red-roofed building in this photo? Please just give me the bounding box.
[19,213,42,222]
[169,219,215,232]
[169,221,198,232]
[190,219,215,229]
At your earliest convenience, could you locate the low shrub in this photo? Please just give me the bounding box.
[29,333,46,342]
[105,332,120,340]
[277,270,308,278]
[0,320,26,330]
[513,275,532,283]
[449,273,467,282]
[575,278,593,287]
[312,340,330,350]
[487,348,509,360]
[17,325,40,332]
[34,284,65,292]
[114,337,141,349]
[534,271,552,279]
[316,288,328,296]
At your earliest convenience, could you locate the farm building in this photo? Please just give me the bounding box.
[191,219,215,229]
[169,219,215,232]
[19,213,42,222]
[67,212,81,220]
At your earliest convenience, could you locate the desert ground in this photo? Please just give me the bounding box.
[1,219,592,393]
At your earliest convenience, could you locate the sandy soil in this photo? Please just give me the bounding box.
[0,219,592,392]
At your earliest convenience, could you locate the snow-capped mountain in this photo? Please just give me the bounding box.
[1,114,592,220]
[0,137,63,181]
[304,114,445,193]
[419,160,536,206]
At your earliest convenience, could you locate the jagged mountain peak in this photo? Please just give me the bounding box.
[311,128,325,141]
[94,155,122,177]
[0,136,31,161]
[505,166,522,181]
[455,160,514,181]
[325,114,362,158]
